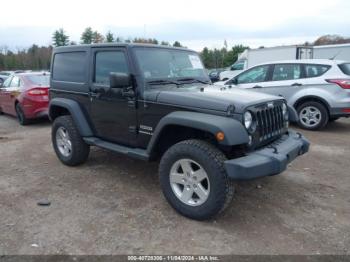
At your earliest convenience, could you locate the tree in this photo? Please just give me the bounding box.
[161,41,169,46]
[0,45,52,71]
[314,34,350,46]
[199,44,248,69]
[105,31,114,42]
[52,28,69,47]
[173,41,182,47]
[223,45,248,67]
[81,27,94,44]
[132,38,159,44]
[92,31,104,43]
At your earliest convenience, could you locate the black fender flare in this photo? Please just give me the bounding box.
[49,98,93,137]
[146,111,249,154]
[288,105,299,122]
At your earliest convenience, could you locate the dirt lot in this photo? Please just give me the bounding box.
[0,114,349,255]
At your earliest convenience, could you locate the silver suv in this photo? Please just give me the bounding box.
[215,59,350,130]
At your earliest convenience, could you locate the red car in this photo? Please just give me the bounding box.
[0,72,50,125]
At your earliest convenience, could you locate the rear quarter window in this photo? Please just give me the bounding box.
[338,63,350,76]
[304,64,330,78]
[52,52,86,82]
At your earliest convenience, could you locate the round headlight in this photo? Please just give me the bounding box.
[244,111,253,130]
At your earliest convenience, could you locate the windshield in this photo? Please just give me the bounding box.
[134,48,209,82]
[26,74,50,86]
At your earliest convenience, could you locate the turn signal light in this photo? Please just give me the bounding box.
[216,131,225,141]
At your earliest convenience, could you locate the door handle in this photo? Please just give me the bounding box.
[122,87,135,98]
[291,83,302,86]
[253,85,262,88]
[90,90,103,99]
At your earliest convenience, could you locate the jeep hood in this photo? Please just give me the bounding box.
[152,85,284,114]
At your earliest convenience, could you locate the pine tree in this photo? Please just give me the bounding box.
[105,31,114,42]
[92,31,104,43]
[81,27,94,44]
[52,28,69,47]
[173,41,182,47]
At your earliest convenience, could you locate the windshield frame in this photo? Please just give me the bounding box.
[131,46,210,89]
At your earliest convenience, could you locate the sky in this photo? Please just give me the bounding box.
[0,0,349,51]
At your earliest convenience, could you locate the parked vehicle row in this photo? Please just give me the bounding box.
[214,59,350,130]
[0,72,50,125]
[2,44,348,220]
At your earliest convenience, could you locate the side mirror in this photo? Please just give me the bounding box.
[227,77,237,85]
[109,72,131,89]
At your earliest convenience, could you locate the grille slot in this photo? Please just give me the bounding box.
[256,104,284,142]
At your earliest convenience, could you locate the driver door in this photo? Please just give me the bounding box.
[89,48,137,146]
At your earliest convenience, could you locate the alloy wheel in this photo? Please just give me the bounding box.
[56,126,72,157]
[299,106,322,128]
[169,159,210,206]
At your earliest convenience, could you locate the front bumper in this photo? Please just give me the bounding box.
[224,130,309,180]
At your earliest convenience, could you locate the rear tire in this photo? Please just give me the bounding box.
[52,115,90,166]
[159,139,234,220]
[297,101,328,130]
[15,103,29,125]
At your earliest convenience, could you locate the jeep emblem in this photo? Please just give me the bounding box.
[267,102,274,108]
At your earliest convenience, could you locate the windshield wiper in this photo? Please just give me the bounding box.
[147,79,181,86]
[177,78,210,84]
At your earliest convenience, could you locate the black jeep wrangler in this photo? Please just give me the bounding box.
[49,44,309,220]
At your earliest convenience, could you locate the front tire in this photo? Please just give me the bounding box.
[52,115,90,166]
[15,103,29,125]
[159,139,234,220]
[297,101,329,130]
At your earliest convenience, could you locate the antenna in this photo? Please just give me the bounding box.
[330,50,342,60]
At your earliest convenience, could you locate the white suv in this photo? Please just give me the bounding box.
[215,59,350,130]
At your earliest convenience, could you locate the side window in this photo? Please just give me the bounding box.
[52,52,86,83]
[272,64,301,81]
[9,76,20,87]
[2,76,13,88]
[305,64,330,78]
[236,65,269,84]
[94,51,129,85]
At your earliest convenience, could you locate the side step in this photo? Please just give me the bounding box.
[83,137,149,161]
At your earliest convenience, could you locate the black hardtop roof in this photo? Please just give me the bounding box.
[53,43,196,53]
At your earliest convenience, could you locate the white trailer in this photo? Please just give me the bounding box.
[220,46,312,80]
[313,43,350,61]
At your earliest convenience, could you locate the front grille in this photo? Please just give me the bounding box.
[248,102,286,148]
[256,105,284,142]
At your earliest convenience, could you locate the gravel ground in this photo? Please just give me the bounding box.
[0,114,349,255]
